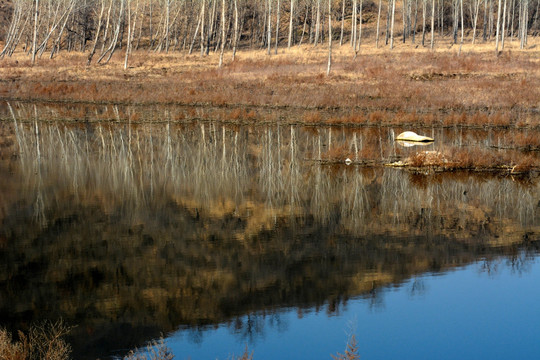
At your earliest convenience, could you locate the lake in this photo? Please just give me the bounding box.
[0,103,539,359]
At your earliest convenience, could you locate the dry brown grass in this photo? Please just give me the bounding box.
[401,146,539,174]
[1,38,539,124]
[0,320,72,360]
[123,339,173,360]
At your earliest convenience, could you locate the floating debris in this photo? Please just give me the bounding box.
[395,131,434,143]
[345,158,352,165]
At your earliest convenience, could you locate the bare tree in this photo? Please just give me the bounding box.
[88,0,106,65]
[390,0,396,49]
[31,0,39,65]
[495,0,502,52]
[267,0,272,54]
[430,0,435,49]
[288,0,295,48]
[327,0,332,75]
[376,0,383,47]
[275,0,281,53]
[219,0,226,67]
[340,0,345,45]
[124,0,140,70]
[314,0,321,46]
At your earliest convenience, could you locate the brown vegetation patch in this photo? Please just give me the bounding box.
[1,42,539,118]
[392,147,540,175]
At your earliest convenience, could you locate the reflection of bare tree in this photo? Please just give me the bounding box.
[10,118,539,241]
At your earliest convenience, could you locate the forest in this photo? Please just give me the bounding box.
[0,0,539,68]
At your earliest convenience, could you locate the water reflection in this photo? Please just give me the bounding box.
[0,114,539,358]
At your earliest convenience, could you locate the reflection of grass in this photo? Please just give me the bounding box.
[332,334,361,360]
[124,338,174,360]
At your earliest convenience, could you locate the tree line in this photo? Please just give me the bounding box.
[1,0,539,67]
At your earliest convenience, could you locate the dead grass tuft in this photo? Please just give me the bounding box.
[0,320,73,360]
[408,151,448,167]
[332,334,360,360]
[123,338,173,360]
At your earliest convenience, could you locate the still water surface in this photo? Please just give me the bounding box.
[0,105,539,359]
[169,259,540,360]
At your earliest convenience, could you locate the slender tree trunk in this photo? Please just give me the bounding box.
[189,7,202,54]
[88,0,106,65]
[275,0,281,54]
[101,0,113,54]
[403,0,408,42]
[32,0,40,65]
[289,0,295,48]
[495,0,502,52]
[422,0,426,45]
[413,0,418,42]
[458,0,464,54]
[431,0,435,48]
[439,0,443,35]
[232,0,239,59]
[267,0,272,54]
[352,0,357,48]
[164,0,170,52]
[390,0,396,49]
[50,8,71,58]
[376,0,383,47]
[299,3,309,44]
[98,0,126,64]
[357,0,363,53]
[340,0,345,45]
[205,0,216,55]
[386,0,392,44]
[510,0,515,41]
[520,0,528,48]
[471,0,480,44]
[501,0,507,49]
[483,0,488,40]
[200,0,206,56]
[124,0,132,70]
[314,0,321,46]
[327,0,332,75]
[219,0,226,67]
[489,0,494,38]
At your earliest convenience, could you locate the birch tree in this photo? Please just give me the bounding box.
[288,0,295,48]
[326,0,332,75]
[31,0,39,65]
[219,0,226,67]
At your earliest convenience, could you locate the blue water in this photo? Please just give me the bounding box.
[166,257,540,360]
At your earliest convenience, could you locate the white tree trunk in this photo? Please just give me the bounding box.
[219,0,226,67]
[288,0,295,48]
[376,0,382,48]
[327,0,332,75]
[390,0,396,49]
[430,0,435,49]
[32,0,40,65]
[495,0,502,52]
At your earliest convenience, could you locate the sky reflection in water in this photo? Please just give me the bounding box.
[168,257,540,360]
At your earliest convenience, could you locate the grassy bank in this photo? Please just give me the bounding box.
[1,39,539,116]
